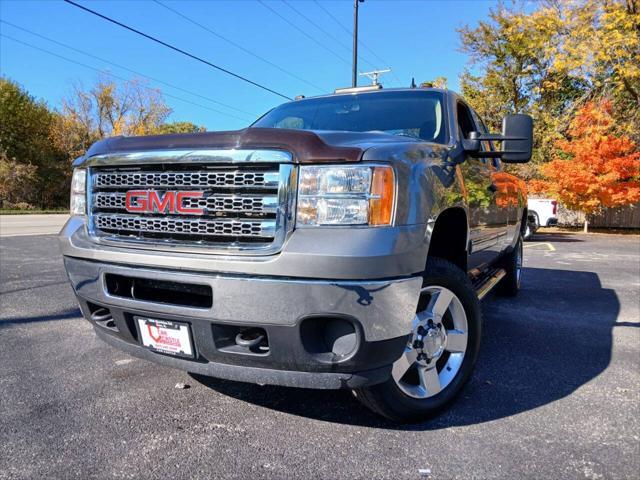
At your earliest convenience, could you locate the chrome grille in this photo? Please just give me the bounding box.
[93,192,278,214]
[89,161,292,253]
[94,214,275,238]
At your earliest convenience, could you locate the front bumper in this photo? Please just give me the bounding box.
[59,216,431,280]
[65,256,422,389]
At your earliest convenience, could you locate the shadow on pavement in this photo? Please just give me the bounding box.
[0,308,81,326]
[192,266,619,430]
[528,232,584,243]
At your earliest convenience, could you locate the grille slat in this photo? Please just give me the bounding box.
[93,192,278,214]
[94,170,279,189]
[89,162,289,251]
[94,214,276,238]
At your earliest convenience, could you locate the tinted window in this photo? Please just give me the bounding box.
[456,101,476,139]
[253,91,446,143]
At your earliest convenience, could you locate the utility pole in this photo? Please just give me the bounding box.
[352,0,363,87]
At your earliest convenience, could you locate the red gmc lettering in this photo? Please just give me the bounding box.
[148,191,175,213]
[125,190,149,212]
[176,192,205,215]
[125,190,204,215]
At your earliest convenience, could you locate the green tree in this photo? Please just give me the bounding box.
[154,121,206,135]
[0,77,66,208]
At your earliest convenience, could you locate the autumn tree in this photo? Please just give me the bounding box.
[2,75,207,209]
[530,100,640,232]
[421,77,448,89]
[50,77,172,163]
[459,2,595,174]
[594,0,640,139]
[458,0,639,180]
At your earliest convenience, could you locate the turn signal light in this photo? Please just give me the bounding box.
[369,166,395,226]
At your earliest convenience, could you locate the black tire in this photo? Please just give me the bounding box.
[352,257,482,423]
[530,211,540,231]
[523,222,533,240]
[497,234,523,297]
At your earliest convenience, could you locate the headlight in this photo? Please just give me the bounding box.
[70,168,87,216]
[297,165,395,226]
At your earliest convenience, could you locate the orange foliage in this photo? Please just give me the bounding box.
[529,100,640,215]
[493,171,526,208]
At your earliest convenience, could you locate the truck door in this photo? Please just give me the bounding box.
[456,101,503,270]
[471,109,512,252]
[489,157,521,249]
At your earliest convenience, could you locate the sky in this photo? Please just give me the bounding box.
[0,0,497,131]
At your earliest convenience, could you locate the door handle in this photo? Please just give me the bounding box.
[487,183,498,193]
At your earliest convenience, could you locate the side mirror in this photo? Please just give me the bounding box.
[461,136,480,154]
[462,114,533,163]
[501,114,533,163]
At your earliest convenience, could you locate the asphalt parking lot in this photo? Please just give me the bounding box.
[1,231,638,479]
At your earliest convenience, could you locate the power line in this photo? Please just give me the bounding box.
[282,0,378,71]
[0,34,252,123]
[312,0,403,86]
[1,20,256,120]
[63,0,292,100]
[151,0,326,94]
[257,0,352,68]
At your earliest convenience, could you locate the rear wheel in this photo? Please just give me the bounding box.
[531,212,540,231]
[497,234,523,297]
[353,258,481,423]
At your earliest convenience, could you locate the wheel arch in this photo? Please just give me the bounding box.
[520,207,529,236]
[426,207,469,273]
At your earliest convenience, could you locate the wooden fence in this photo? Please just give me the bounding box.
[557,203,640,228]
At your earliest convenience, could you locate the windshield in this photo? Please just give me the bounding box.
[253,90,446,143]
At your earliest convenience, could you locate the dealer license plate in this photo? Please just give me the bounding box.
[136,317,194,358]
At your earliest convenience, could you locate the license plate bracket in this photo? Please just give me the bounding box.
[136,316,194,359]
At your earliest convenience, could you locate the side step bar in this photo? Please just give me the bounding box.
[471,268,506,300]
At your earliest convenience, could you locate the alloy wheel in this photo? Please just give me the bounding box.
[392,286,468,399]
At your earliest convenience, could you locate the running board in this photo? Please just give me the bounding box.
[472,268,506,300]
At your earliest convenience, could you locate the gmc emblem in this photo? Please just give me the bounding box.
[125,190,204,215]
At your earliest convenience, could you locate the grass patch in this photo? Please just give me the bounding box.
[0,209,69,215]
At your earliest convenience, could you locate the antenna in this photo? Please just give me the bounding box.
[359,68,391,86]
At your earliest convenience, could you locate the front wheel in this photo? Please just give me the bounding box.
[353,258,481,423]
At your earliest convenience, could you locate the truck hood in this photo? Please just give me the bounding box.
[81,127,423,165]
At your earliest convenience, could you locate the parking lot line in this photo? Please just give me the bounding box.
[524,242,556,251]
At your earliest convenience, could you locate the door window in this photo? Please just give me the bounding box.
[456,101,476,139]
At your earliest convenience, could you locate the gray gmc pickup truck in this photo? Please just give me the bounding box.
[60,86,532,422]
